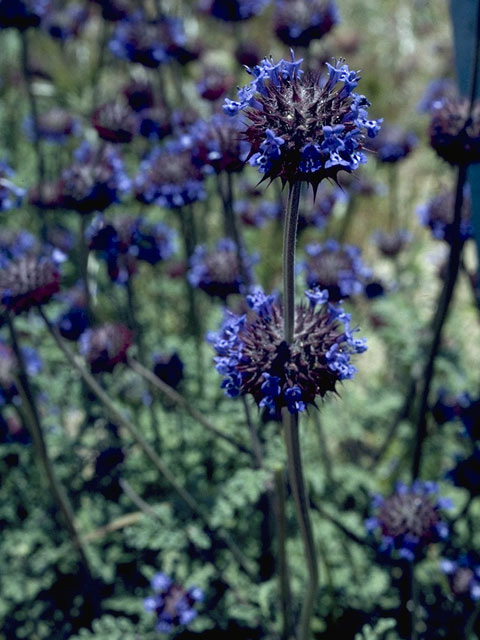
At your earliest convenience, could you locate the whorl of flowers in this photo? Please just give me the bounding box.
[274,0,339,48]
[79,323,132,374]
[188,114,250,174]
[188,238,256,299]
[223,52,381,187]
[0,160,26,212]
[209,286,367,415]
[134,144,205,209]
[429,96,480,166]
[302,239,371,301]
[109,12,189,68]
[372,229,412,258]
[92,100,137,144]
[441,557,480,601]
[24,107,80,144]
[417,187,472,244]
[144,573,203,634]
[199,0,269,22]
[0,0,50,31]
[365,481,451,561]
[0,254,60,315]
[88,215,177,283]
[59,142,131,214]
[369,125,417,164]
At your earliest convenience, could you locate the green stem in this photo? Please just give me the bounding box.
[283,411,319,640]
[5,314,95,588]
[274,467,294,640]
[283,182,302,343]
[411,163,467,479]
[39,308,257,581]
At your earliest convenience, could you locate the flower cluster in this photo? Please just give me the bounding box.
[188,114,250,174]
[24,107,80,144]
[79,323,132,374]
[429,96,480,166]
[88,215,177,283]
[274,0,339,48]
[92,100,137,144]
[441,556,480,600]
[210,286,366,415]
[417,187,472,244]
[224,52,381,186]
[144,572,203,634]
[372,229,412,258]
[134,144,205,209]
[369,125,417,164]
[109,11,193,68]
[59,143,130,214]
[0,0,50,31]
[302,239,371,301]
[188,238,255,299]
[0,160,26,212]
[0,254,60,315]
[365,481,451,560]
[199,0,269,22]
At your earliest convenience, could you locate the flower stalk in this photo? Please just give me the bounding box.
[282,181,319,640]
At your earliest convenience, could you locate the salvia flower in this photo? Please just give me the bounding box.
[0,254,60,315]
[209,286,366,414]
[109,12,187,68]
[24,107,80,144]
[369,125,417,164]
[365,481,452,561]
[417,187,472,243]
[79,323,132,373]
[0,160,26,212]
[144,573,203,634]
[441,557,480,600]
[372,229,412,258]
[274,0,339,48]
[188,114,250,174]
[134,144,205,209]
[59,142,130,214]
[430,96,480,166]
[223,52,381,187]
[302,239,372,301]
[92,100,137,144]
[0,0,50,31]
[188,238,256,300]
[199,0,269,22]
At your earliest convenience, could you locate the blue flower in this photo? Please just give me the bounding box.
[0,160,25,212]
[144,572,203,634]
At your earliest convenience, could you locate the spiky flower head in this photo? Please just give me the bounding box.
[369,124,417,164]
[199,0,269,22]
[189,114,250,174]
[274,0,339,48]
[59,142,130,214]
[366,481,451,561]
[80,323,132,373]
[134,144,205,209]
[223,52,381,188]
[209,286,366,415]
[0,255,60,315]
[303,239,371,301]
[0,0,50,31]
[441,557,480,601]
[92,100,137,144]
[188,238,256,300]
[372,229,412,258]
[417,187,472,243]
[429,96,480,166]
[144,573,203,634]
